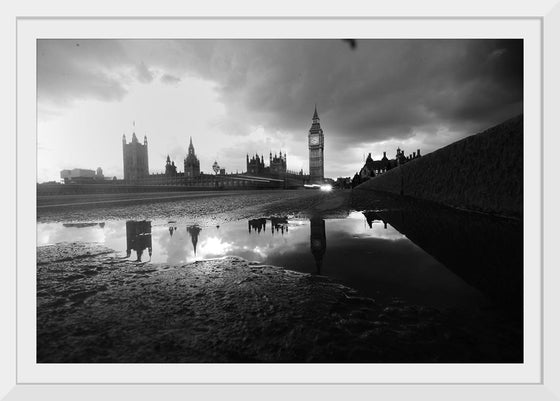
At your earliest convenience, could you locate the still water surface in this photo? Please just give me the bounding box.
[37,211,491,310]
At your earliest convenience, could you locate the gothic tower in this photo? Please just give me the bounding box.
[184,137,201,177]
[122,123,149,182]
[308,105,324,184]
[187,225,202,256]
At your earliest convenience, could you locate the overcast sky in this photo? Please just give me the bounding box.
[37,39,523,182]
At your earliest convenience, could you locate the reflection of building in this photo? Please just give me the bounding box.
[63,222,105,228]
[271,217,289,235]
[248,218,267,234]
[248,217,289,235]
[184,137,201,178]
[310,217,326,274]
[187,225,202,255]
[122,127,149,181]
[363,211,388,229]
[125,220,152,262]
[308,106,325,184]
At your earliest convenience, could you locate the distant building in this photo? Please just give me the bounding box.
[356,148,422,186]
[245,151,287,176]
[184,137,201,178]
[60,168,95,183]
[122,129,149,182]
[60,167,107,184]
[269,151,287,175]
[308,106,325,184]
[246,154,266,175]
[95,167,104,180]
[334,177,352,189]
[165,155,178,176]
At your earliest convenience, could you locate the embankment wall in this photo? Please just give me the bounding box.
[355,115,523,217]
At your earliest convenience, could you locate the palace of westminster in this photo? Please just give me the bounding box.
[118,106,326,188]
[60,105,420,188]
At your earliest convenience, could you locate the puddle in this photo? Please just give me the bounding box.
[37,211,491,309]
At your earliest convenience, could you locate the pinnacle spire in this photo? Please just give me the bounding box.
[313,104,319,120]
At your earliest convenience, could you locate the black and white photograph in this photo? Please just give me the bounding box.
[35,37,524,364]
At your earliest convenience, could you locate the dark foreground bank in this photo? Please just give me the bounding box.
[37,242,522,363]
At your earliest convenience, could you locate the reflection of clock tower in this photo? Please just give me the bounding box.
[308,105,324,184]
[310,216,326,275]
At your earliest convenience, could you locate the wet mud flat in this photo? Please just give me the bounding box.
[37,189,350,224]
[37,243,522,363]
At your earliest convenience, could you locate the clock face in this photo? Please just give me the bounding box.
[310,135,319,146]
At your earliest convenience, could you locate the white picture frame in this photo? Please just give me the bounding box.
[4,0,559,399]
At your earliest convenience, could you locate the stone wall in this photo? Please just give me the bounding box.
[356,115,523,217]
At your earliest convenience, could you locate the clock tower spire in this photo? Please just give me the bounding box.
[308,105,324,184]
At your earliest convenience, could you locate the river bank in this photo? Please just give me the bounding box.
[37,189,351,224]
[37,243,521,363]
[36,189,522,363]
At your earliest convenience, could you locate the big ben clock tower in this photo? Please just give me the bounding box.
[308,105,324,184]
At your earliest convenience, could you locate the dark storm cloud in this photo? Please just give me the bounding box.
[38,40,131,104]
[38,38,523,158]
[168,39,522,147]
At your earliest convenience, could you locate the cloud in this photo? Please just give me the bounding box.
[161,73,181,85]
[37,39,523,180]
[136,61,154,83]
[163,39,522,150]
[37,40,131,105]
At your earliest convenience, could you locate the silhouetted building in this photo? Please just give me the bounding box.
[187,225,202,255]
[334,177,352,189]
[125,220,152,262]
[122,127,149,181]
[246,151,287,176]
[396,147,421,165]
[269,151,287,175]
[356,148,422,186]
[184,137,201,177]
[351,173,361,188]
[310,217,326,274]
[165,155,178,176]
[247,154,266,175]
[308,105,325,184]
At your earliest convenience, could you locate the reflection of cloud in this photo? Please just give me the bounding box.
[37,214,407,268]
[37,223,106,245]
[198,236,234,259]
[155,225,192,264]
